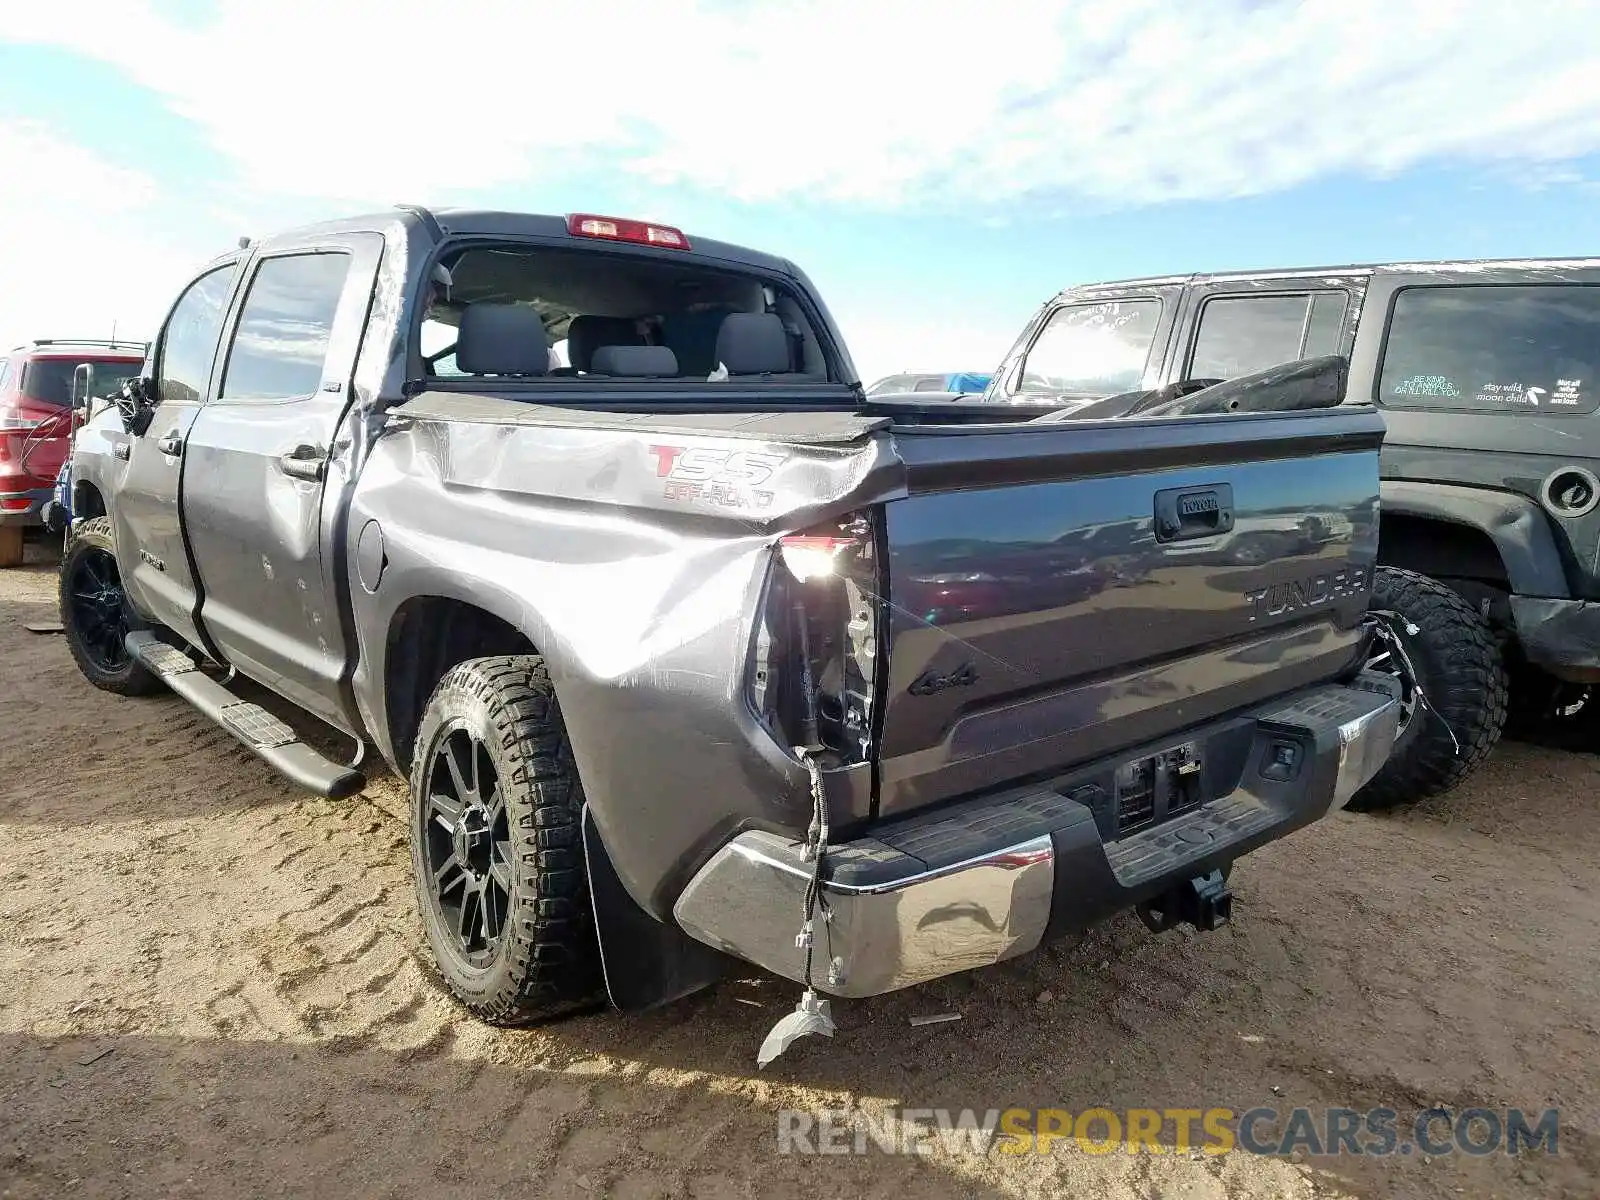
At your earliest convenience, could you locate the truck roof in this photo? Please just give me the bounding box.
[236,206,798,277]
[1058,254,1600,297]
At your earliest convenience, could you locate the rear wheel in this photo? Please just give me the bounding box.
[58,517,162,695]
[409,655,603,1023]
[0,525,23,568]
[1350,567,1508,811]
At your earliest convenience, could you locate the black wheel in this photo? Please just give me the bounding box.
[58,516,162,695]
[409,655,602,1023]
[1349,567,1508,811]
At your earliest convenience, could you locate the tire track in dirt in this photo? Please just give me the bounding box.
[5,544,1600,1199]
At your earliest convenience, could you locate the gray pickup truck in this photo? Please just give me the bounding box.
[60,206,1399,1054]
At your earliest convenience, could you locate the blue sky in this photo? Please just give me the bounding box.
[4,0,1600,383]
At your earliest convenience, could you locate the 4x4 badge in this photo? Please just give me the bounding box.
[908,662,979,696]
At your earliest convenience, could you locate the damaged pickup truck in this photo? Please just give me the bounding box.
[61,207,1400,1057]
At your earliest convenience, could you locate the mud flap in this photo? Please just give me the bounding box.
[581,806,734,1012]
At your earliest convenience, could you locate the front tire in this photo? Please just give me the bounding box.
[409,655,603,1023]
[1350,567,1508,811]
[58,516,162,695]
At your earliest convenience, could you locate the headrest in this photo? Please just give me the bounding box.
[567,315,644,372]
[714,312,792,375]
[589,345,680,378]
[456,304,550,376]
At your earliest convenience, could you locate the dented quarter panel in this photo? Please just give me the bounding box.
[345,401,905,915]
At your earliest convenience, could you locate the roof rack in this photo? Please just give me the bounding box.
[24,338,149,352]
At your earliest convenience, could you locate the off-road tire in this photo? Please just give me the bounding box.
[58,516,163,696]
[409,655,603,1023]
[0,524,23,568]
[1350,567,1508,811]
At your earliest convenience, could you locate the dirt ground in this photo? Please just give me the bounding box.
[2,537,1598,1200]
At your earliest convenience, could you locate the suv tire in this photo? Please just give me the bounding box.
[58,516,163,695]
[409,655,603,1023]
[1350,567,1508,811]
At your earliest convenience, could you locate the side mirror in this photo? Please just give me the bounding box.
[71,362,93,409]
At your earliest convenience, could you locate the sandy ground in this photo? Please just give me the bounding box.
[2,535,1598,1200]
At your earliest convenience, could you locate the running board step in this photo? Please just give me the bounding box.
[126,631,366,800]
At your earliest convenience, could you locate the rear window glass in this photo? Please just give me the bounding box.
[1379,285,1600,414]
[417,245,835,386]
[20,357,144,407]
[1015,299,1161,398]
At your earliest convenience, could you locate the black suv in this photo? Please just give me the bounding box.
[982,259,1600,806]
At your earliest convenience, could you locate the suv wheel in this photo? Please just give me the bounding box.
[409,655,603,1023]
[58,517,163,695]
[1350,567,1508,811]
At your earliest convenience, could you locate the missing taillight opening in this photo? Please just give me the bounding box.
[750,516,880,764]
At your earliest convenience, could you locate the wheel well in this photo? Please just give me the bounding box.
[384,597,539,773]
[73,481,106,521]
[1378,514,1510,588]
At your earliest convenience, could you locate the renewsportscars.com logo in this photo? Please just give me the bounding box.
[776,1105,1561,1158]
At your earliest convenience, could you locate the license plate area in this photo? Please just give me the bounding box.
[1100,742,1205,838]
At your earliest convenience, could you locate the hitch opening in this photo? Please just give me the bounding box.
[1136,869,1233,934]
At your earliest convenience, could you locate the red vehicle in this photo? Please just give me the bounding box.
[0,339,146,566]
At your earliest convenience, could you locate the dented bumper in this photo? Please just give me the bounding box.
[672,675,1399,998]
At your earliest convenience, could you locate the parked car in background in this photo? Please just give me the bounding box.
[0,339,146,565]
[866,370,992,396]
[980,257,1600,801]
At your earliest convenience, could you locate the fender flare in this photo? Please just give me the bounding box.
[1380,480,1570,599]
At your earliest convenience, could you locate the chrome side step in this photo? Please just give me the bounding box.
[126,631,366,799]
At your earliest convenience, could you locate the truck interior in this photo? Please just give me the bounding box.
[415,244,836,385]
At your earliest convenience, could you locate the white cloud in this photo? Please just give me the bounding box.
[0,121,204,350]
[9,0,1600,211]
[8,1,1600,374]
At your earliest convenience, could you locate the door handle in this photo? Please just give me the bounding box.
[157,432,183,457]
[277,445,327,482]
[1154,484,1235,543]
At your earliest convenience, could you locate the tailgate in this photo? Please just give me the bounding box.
[875,407,1384,816]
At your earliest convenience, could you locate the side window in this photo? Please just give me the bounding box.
[1187,292,1349,381]
[220,253,351,402]
[0,356,12,394]
[1303,292,1347,358]
[156,266,236,406]
[1379,284,1600,414]
[1015,299,1161,397]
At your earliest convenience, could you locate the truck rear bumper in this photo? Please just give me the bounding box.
[673,674,1399,998]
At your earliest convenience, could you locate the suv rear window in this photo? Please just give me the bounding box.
[20,357,144,407]
[1014,299,1161,399]
[1379,285,1600,414]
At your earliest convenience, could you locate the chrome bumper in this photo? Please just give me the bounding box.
[674,677,1399,999]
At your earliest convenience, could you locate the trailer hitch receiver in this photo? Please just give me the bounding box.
[1137,869,1233,934]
